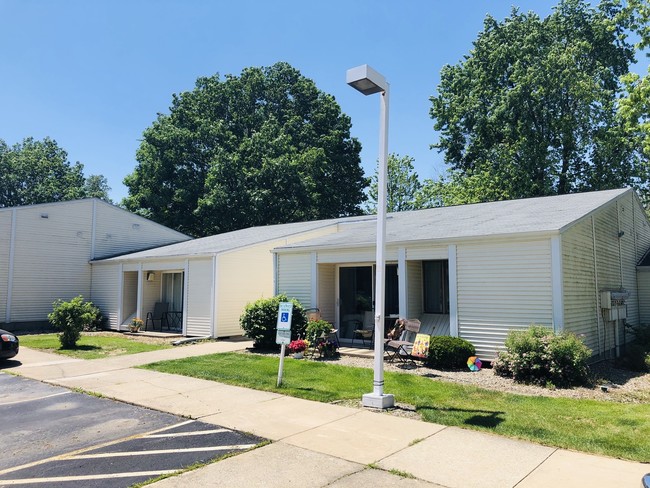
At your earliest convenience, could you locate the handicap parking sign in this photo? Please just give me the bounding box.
[276,302,293,332]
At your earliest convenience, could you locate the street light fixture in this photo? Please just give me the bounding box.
[347,64,395,410]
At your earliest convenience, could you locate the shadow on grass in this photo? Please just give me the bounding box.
[419,406,506,428]
[60,345,101,352]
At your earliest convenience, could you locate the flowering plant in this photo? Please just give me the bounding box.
[317,339,338,358]
[288,339,308,353]
[129,318,143,332]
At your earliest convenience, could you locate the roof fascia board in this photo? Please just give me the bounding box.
[272,229,560,254]
[557,188,633,234]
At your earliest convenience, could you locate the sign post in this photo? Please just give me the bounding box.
[276,302,293,387]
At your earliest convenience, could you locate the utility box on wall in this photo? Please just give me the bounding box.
[600,289,629,322]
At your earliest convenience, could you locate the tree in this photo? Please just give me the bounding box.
[365,154,422,213]
[123,62,367,237]
[0,137,110,207]
[83,174,112,203]
[430,0,640,204]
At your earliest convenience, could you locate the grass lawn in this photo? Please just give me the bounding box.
[20,333,171,359]
[141,352,650,462]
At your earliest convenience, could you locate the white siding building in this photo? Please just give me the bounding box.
[0,199,190,329]
[273,189,650,359]
[90,219,342,337]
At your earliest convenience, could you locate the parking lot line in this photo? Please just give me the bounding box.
[0,391,70,406]
[145,428,228,438]
[0,420,198,477]
[0,470,178,485]
[69,444,258,459]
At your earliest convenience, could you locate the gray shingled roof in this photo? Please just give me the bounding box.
[95,188,632,262]
[94,217,352,261]
[274,188,632,251]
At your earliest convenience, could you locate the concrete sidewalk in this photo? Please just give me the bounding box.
[7,342,649,488]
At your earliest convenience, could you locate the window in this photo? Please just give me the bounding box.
[423,260,449,314]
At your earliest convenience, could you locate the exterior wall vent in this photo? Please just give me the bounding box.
[40,213,48,219]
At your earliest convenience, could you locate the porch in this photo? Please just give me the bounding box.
[315,259,452,348]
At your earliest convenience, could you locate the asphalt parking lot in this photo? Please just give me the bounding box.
[0,374,264,487]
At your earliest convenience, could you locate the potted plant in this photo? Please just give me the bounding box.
[129,318,143,333]
[288,339,308,359]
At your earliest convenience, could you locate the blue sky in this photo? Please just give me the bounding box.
[1,1,647,202]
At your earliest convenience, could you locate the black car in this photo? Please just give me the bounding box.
[0,329,19,359]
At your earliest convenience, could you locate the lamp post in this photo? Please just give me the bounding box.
[347,64,395,409]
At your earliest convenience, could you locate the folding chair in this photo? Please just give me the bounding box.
[385,319,421,366]
[353,311,375,348]
[145,302,169,331]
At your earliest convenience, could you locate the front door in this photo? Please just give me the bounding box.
[338,266,373,340]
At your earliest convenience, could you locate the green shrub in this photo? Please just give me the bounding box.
[240,294,306,349]
[305,319,339,358]
[48,296,103,349]
[625,343,649,372]
[305,320,333,343]
[493,325,591,387]
[426,336,475,369]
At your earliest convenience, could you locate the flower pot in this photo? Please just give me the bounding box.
[293,352,304,359]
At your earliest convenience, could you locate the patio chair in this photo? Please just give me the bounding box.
[352,310,375,348]
[145,302,169,331]
[385,318,421,366]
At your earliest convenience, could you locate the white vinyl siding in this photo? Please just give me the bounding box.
[277,253,312,307]
[317,248,398,264]
[407,260,423,318]
[456,238,553,358]
[318,264,335,323]
[216,243,276,337]
[93,201,189,259]
[639,270,650,324]
[406,246,448,261]
[562,218,599,352]
[618,199,638,327]
[89,264,121,329]
[142,271,163,325]
[186,259,212,337]
[10,202,93,322]
[122,271,138,326]
[0,211,11,322]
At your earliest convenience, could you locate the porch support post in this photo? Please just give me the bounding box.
[448,245,459,337]
[398,247,407,318]
[310,252,318,309]
[210,255,217,338]
[136,263,143,324]
[183,259,189,335]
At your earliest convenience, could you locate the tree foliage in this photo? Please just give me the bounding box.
[430,0,642,203]
[366,154,422,213]
[123,62,367,236]
[0,137,110,207]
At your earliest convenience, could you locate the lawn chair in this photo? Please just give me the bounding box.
[352,310,375,348]
[145,302,169,331]
[385,318,421,366]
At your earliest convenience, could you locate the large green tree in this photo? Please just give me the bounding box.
[430,0,641,203]
[0,137,110,207]
[365,154,422,213]
[123,62,367,236]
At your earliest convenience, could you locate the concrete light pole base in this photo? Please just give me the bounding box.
[362,392,395,409]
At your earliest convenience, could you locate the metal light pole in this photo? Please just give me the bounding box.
[347,64,395,409]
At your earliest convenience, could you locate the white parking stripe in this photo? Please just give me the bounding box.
[0,391,70,406]
[69,444,258,459]
[0,470,178,485]
[145,428,228,438]
[0,420,197,476]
